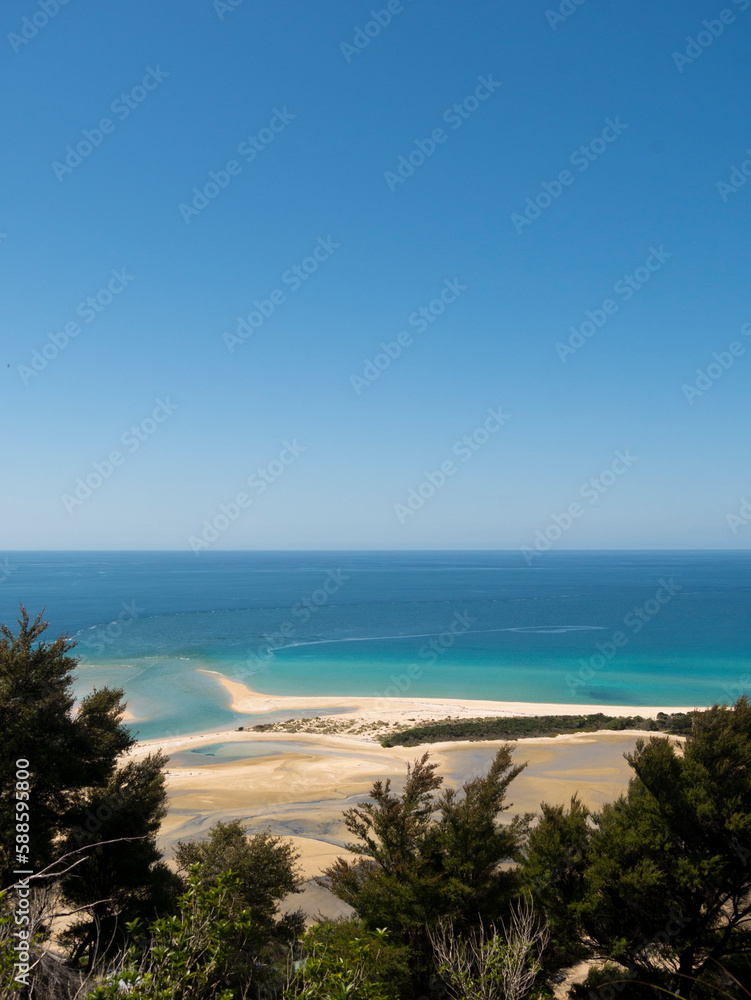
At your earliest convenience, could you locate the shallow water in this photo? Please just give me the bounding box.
[2,550,749,740]
[169,739,353,766]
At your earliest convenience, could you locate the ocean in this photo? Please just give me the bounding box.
[0,551,749,741]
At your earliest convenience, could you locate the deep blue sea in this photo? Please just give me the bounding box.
[1,551,749,741]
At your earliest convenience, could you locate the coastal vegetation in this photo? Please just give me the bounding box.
[2,609,751,999]
[246,712,694,745]
[378,712,695,746]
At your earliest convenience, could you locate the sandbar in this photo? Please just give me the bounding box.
[205,671,697,728]
[133,673,694,924]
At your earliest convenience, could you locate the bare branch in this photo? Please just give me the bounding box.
[428,899,549,1000]
[48,898,115,919]
[6,836,147,889]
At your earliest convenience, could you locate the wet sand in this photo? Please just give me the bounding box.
[130,674,692,922]
[136,734,682,920]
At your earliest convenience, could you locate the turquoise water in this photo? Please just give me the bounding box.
[1,551,749,740]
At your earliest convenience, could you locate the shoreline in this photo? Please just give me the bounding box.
[138,725,668,928]
[130,672,693,926]
[203,670,699,723]
[128,670,696,762]
[131,723,684,762]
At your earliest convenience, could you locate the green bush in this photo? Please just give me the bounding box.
[380,713,693,748]
[297,918,412,1000]
[83,868,253,1000]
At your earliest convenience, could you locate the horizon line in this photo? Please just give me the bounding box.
[2,548,750,555]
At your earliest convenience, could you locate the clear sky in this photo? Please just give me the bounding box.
[2,0,750,551]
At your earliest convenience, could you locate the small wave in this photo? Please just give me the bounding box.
[283,631,446,649]
[507,625,607,634]
[270,624,607,651]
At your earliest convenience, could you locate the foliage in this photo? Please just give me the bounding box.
[428,900,549,1000]
[568,962,638,998]
[321,748,531,991]
[174,820,305,971]
[521,795,591,965]
[0,883,83,1000]
[380,713,694,748]
[299,918,412,1000]
[58,751,182,968]
[0,607,133,886]
[1,888,32,1000]
[577,697,751,999]
[175,821,303,919]
[7,607,751,1000]
[0,607,181,980]
[572,958,751,1000]
[1,883,94,1000]
[82,868,251,1000]
[428,747,532,928]
[82,880,408,1000]
[287,922,405,1000]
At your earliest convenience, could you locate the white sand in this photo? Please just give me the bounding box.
[131,673,693,922]
[207,672,698,728]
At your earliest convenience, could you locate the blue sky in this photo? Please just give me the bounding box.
[2,0,750,551]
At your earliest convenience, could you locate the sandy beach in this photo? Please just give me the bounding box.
[132,674,695,924]
[204,671,696,730]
